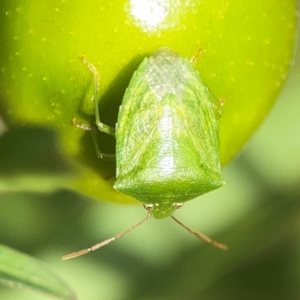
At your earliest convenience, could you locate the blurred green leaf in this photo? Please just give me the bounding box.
[130,191,300,300]
[0,244,75,299]
[0,127,75,193]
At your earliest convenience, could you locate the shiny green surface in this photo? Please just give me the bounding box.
[115,48,223,217]
[0,1,297,204]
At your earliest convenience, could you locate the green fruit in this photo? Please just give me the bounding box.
[0,1,297,204]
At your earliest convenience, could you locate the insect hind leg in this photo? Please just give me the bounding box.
[72,118,115,160]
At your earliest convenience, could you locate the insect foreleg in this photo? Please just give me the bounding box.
[80,55,115,137]
[75,56,117,160]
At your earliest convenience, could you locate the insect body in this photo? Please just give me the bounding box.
[115,48,224,218]
[63,48,226,260]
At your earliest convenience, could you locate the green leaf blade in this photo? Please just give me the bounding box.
[0,244,76,300]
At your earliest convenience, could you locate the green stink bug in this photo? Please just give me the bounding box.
[63,48,226,260]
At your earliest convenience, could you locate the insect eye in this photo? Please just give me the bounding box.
[175,203,184,210]
[143,204,153,211]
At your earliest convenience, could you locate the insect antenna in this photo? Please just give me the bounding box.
[171,215,228,250]
[62,211,152,260]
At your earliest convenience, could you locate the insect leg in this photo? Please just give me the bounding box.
[90,127,116,160]
[219,97,226,107]
[72,119,116,161]
[80,55,115,137]
[190,47,203,65]
[72,118,92,131]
